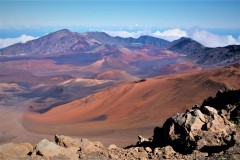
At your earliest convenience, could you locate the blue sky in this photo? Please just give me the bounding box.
[0,0,239,47]
[1,0,239,29]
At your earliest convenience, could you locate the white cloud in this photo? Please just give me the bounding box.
[104,30,152,38]
[104,28,186,41]
[189,29,240,47]
[0,34,37,49]
[104,28,240,47]
[152,29,188,41]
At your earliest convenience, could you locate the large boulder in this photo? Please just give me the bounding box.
[0,143,32,160]
[31,139,79,160]
[55,134,82,148]
[55,135,108,159]
[131,90,240,159]
[156,104,236,154]
[55,135,105,155]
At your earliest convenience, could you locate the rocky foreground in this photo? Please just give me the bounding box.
[0,89,239,160]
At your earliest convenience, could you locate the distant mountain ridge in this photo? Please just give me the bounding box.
[86,32,170,47]
[165,37,240,65]
[0,29,169,56]
[0,29,239,66]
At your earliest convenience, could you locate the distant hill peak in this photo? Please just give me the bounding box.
[138,35,155,39]
[174,37,203,45]
[47,29,75,37]
[86,31,111,37]
[54,28,71,33]
[166,36,205,55]
[178,37,192,40]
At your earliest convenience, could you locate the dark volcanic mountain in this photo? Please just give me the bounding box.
[166,37,205,55]
[194,45,240,65]
[165,37,240,65]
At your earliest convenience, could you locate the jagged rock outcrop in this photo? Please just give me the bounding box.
[134,89,240,159]
[201,89,240,124]
[0,89,239,159]
[159,105,236,154]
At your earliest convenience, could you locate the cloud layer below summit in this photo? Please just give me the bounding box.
[0,28,239,49]
[0,34,37,49]
[105,28,240,47]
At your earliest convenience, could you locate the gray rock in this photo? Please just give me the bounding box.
[207,114,227,133]
[163,146,175,159]
[186,115,205,131]
[55,134,105,155]
[154,147,162,155]
[194,109,206,122]
[0,143,32,159]
[145,147,152,153]
[55,134,89,148]
[32,139,79,160]
[138,135,151,143]
[157,98,237,154]
[202,106,218,116]
[93,141,105,150]
[108,144,118,150]
[79,151,107,160]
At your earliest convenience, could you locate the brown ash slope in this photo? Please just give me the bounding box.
[1,89,239,160]
[23,65,240,147]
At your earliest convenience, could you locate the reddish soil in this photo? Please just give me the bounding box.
[23,65,240,147]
